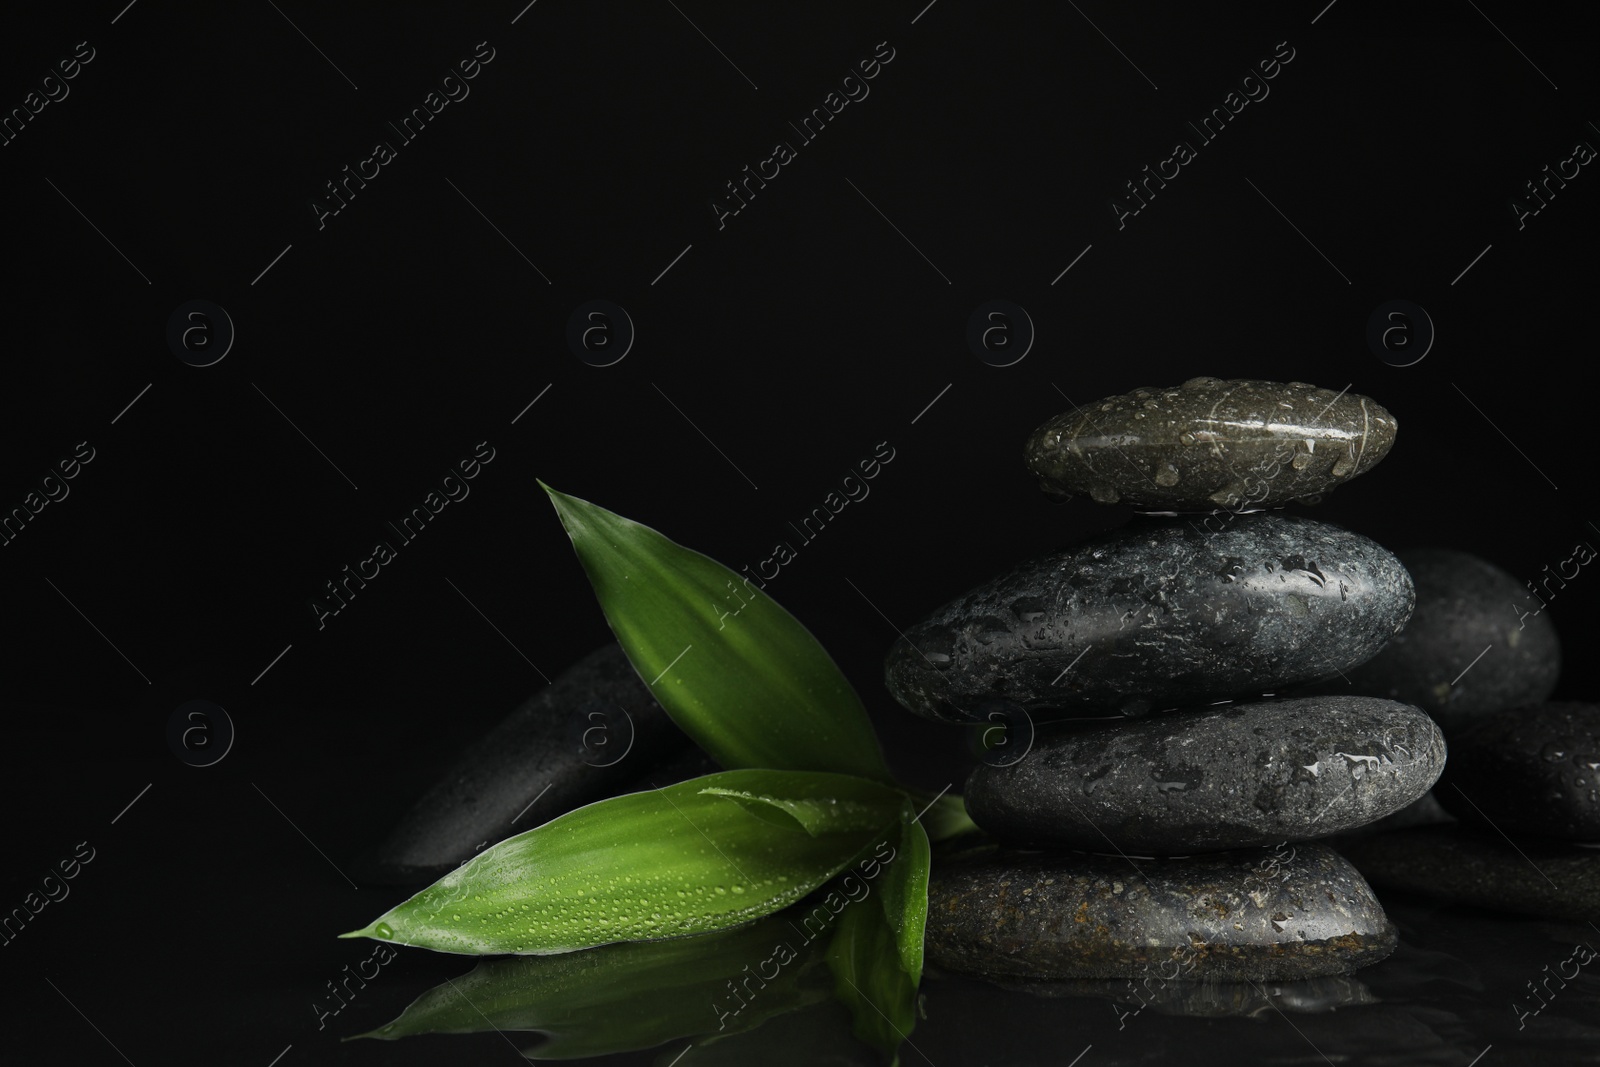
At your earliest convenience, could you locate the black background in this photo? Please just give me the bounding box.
[3,1,1597,1063]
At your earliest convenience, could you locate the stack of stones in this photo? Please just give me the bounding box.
[887,378,1449,982]
[1265,508,1595,922]
[1345,701,1600,923]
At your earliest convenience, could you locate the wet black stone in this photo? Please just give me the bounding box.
[965,696,1445,854]
[1297,549,1560,734]
[353,644,692,886]
[1326,789,1455,842]
[1435,702,1600,843]
[1023,378,1398,510]
[925,842,1397,981]
[1342,825,1600,923]
[885,514,1414,723]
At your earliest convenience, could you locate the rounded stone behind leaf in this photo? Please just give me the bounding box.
[351,643,690,886]
[964,696,1447,854]
[1024,378,1398,510]
[1435,701,1600,843]
[1297,549,1560,734]
[1342,825,1600,923]
[925,842,1397,981]
[884,513,1414,723]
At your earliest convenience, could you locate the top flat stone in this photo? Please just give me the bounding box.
[1025,378,1397,510]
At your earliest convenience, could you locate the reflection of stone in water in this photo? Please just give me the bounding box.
[988,972,1380,1017]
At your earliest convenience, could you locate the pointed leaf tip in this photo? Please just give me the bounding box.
[345,770,903,955]
[546,489,893,782]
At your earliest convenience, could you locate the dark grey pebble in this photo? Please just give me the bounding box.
[353,643,691,885]
[1325,789,1455,842]
[965,696,1446,853]
[885,513,1414,723]
[1024,378,1397,510]
[1297,549,1560,734]
[925,842,1397,981]
[1342,824,1600,923]
[1436,702,1600,843]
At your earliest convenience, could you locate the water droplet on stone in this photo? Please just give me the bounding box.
[1154,463,1180,487]
[1179,432,1198,446]
[1010,596,1048,624]
[1291,452,1313,471]
[1331,451,1357,477]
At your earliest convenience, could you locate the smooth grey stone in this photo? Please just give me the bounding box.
[1436,702,1600,843]
[1343,825,1600,923]
[965,696,1446,853]
[1024,378,1397,510]
[353,644,690,886]
[1326,789,1455,842]
[885,514,1414,723]
[1298,549,1560,734]
[925,842,1398,981]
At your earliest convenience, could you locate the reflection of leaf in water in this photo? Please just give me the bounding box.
[355,909,834,1059]
[663,999,884,1067]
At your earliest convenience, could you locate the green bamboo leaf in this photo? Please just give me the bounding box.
[342,769,904,955]
[878,815,931,984]
[826,898,919,1066]
[542,483,892,783]
[699,787,901,838]
[356,908,835,1058]
[912,789,980,844]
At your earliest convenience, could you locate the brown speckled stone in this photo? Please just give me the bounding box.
[926,842,1397,981]
[1025,378,1397,511]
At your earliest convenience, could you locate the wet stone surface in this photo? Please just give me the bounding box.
[1298,549,1561,735]
[925,841,1398,981]
[1325,789,1456,842]
[965,696,1446,854]
[885,513,1414,723]
[1342,824,1600,923]
[353,643,689,885]
[1436,701,1600,843]
[1024,378,1397,511]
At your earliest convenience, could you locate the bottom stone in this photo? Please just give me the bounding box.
[925,842,1397,981]
[1341,824,1600,923]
